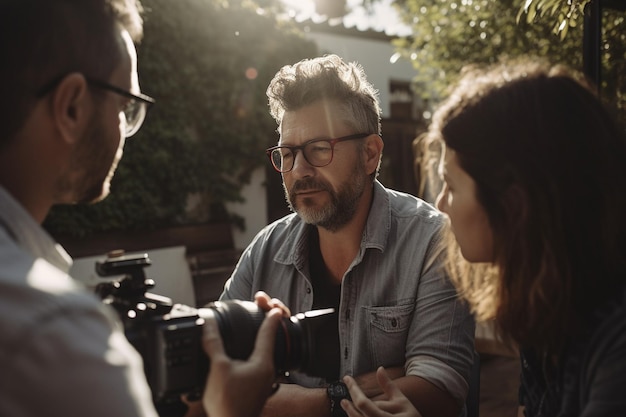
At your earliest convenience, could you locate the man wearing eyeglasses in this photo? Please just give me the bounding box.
[220,54,475,417]
[0,1,282,417]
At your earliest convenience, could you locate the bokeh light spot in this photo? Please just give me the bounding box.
[245,67,258,80]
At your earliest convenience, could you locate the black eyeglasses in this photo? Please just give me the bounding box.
[265,133,370,173]
[37,75,155,138]
[85,78,154,137]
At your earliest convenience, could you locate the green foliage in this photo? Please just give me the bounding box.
[44,0,317,238]
[517,0,590,39]
[391,0,585,101]
[597,6,626,124]
[389,0,624,124]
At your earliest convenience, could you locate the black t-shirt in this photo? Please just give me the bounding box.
[308,228,341,381]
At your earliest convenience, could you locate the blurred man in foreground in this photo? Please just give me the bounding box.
[0,1,280,416]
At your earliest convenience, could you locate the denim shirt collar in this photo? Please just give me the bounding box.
[273,180,390,268]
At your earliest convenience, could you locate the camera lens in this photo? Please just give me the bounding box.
[201,300,336,377]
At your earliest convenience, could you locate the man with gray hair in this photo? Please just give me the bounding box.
[220,54,475,417]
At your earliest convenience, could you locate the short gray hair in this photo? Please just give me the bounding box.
[266,54,381,135]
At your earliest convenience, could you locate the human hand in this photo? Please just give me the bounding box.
[254,291,291,316]
[202,306,283,417]
[342,367,423,417]
[181,395,206,417]
[353,366,405,399]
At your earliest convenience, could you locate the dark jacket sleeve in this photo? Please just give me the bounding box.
[580,300,626,416]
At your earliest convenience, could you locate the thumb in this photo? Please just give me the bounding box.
[376,366,402,399]
[202,315,227,362]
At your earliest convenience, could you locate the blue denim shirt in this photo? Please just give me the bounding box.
[220,181,475,404]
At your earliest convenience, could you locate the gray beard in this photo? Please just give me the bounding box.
[285,163,368,232]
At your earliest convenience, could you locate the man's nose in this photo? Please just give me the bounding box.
[290,150,314,175]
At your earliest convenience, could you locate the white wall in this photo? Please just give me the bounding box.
[305,31,416,117]
[226,166,268,250]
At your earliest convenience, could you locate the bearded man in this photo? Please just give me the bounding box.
[220,54,475,417]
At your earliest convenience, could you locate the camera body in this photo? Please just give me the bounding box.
[94,251,336,414]
[95,252,208,410]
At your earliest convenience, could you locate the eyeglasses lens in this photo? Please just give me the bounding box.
[270,141,334,173]
[271,149,291,172]
[123,99,146,137]
[304,141,332,166]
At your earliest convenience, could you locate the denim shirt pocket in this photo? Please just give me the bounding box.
[364,301,415,366]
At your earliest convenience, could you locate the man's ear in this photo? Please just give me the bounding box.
[50,73,91,145]
[364,134,384,175]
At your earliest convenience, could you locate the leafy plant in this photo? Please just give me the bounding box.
[517,0,590,39]
[360,0,624,125]
[390,0,585,102]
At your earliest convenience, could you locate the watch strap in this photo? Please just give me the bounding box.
[327,381,351,417]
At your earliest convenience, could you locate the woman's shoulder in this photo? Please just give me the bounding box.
[577,288,626,414]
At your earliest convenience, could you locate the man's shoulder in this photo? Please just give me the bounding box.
[250,212,303,245]
[0,236,109,351]
[364,184,445,253]
[0,230,82,294]
[382,185,444,224]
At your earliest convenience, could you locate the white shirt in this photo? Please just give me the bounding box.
[0,186,158,417]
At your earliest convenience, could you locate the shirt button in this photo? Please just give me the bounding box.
[306,287,311,294]
[391,318,398,327]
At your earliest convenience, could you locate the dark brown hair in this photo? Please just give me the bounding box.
[429,58,626,353]
[0,0,143,145]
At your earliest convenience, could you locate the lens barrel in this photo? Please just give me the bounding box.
[201,300,335,377]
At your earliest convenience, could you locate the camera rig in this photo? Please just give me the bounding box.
[95,251,207,416]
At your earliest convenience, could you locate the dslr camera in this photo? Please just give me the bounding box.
[94,251,336,416]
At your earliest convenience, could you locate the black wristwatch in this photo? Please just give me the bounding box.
[327,381,351,417]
